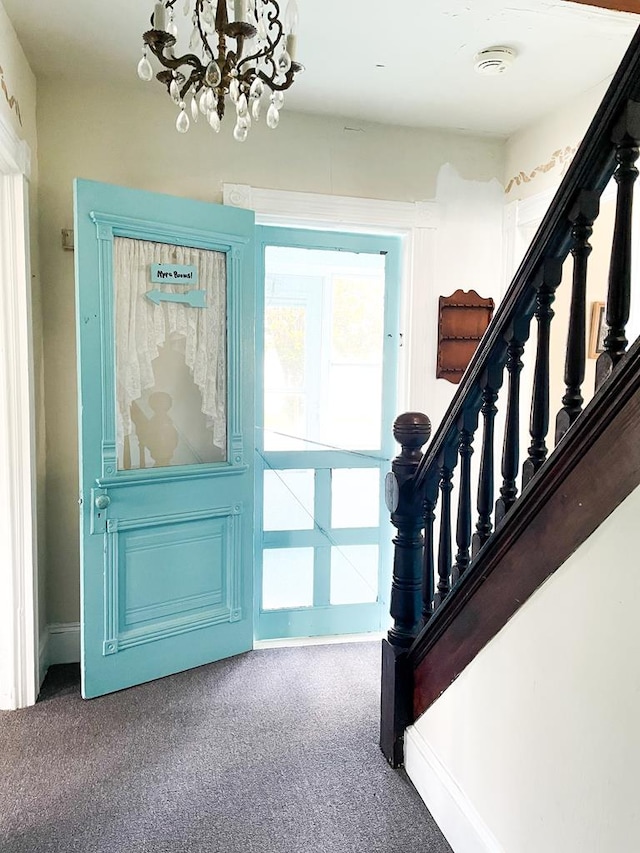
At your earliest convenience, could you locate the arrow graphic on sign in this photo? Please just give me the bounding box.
[146,289,207,308]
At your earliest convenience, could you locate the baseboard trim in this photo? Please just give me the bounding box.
[48,622,80,666]
[405,725,503,853]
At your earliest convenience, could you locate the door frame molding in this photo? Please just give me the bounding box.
[222,183,440,412]
[0,111,38,710]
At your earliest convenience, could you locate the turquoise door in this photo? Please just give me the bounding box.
[75,180,255,698]
[255,227,401,640]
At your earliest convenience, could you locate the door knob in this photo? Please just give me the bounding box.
[95,494,111,510]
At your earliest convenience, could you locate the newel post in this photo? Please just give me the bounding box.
[380,412,431,768]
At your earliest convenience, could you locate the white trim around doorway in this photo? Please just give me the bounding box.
[222,183,440,414]
[0,112,38,710]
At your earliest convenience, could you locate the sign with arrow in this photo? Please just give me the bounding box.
[146,289,207,309]
[150,263,199,285]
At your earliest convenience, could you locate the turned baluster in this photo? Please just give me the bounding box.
[522,259,563,488]
[387,412,432,649]
[596,105,640,389]
[452,410,478,585]
[495,319,529,525]
[420,473,438,627]
[433,444,457,610]
[472,364,503,558]
[555,190,600,443]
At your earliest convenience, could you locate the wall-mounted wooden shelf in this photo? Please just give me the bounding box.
[436,289,494,384]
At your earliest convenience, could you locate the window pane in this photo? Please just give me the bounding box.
[115,237,227,470]
[331,468,380,528]
[263,469,314,531]
[263,247,385,451]
[264,301,309,450]
[329,276,384,449]
[331,545,378,605]
[262,548,314,610]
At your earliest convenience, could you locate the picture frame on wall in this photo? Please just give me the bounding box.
[588,301,607,359]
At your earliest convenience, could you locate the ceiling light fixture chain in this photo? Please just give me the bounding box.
[138,0,303,141]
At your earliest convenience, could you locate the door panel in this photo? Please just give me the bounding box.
[75,180,255,698]
[255,227,401,640]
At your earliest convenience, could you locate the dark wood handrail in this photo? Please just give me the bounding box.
[412,331,640,666]
[411,332,640,713]
[380,25,640,768]
[414,25,640,491]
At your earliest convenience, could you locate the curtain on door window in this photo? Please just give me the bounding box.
[114,237,226,460]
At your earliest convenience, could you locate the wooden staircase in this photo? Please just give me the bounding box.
[380,25,640,768]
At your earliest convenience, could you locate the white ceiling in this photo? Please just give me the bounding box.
[3,0,640,136]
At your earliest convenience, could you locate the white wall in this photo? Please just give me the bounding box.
[407,479,640,853]
[36,77,505,626]
[428,165,506,429]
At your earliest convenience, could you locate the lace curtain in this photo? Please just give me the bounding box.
[114,237,227,454]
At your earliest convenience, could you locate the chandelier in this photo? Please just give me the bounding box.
[137,0,302,141]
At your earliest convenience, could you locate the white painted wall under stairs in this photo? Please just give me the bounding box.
[406,481,640,853]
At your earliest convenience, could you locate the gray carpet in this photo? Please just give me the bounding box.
[0,642,451,853]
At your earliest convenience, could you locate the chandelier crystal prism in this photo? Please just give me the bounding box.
[138,0,303,141]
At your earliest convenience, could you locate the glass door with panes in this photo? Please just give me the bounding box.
[255,227,401,640]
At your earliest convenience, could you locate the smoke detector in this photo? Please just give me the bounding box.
[474,46,517,76]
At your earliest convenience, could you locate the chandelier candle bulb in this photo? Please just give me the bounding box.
[285,0,299,34]
[286,34,297,61]
[234,0,248,22]
[153,2,166,31]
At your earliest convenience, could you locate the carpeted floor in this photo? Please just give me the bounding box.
[0,642,451,853]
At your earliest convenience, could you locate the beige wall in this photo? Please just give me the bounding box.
[504,78,611,203]
[0,1,44,633]
[0,1,36,144]
[409,478,640,852]
[37,77,504,624]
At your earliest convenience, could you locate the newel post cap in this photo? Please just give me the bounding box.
[393,412,432,458]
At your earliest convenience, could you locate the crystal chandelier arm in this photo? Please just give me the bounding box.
[145,36,206,76]
[144,32,207,97]
[145,35,206,76]
[255,63,297,91]
[236,0,285,73]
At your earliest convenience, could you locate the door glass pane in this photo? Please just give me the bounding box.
[331,468,380,528]
[114,237,227,470]
[264,247,385,451]
[330,545,379,605]
[263,469,314,531]
[262,548,314,610]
